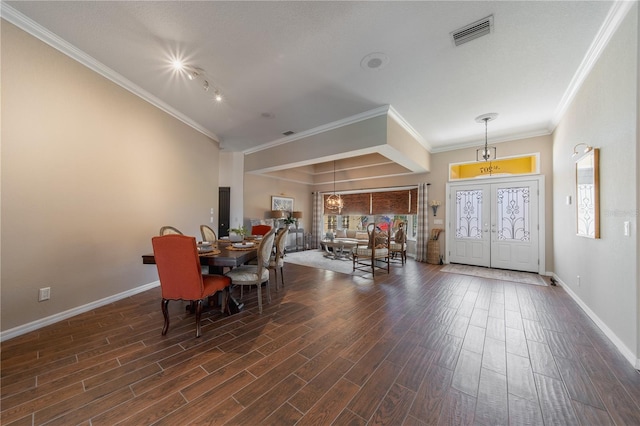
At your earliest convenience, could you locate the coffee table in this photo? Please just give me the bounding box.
[321,239,358,260]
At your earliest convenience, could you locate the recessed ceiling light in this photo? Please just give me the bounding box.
[360,52,389,70]
[171,59,184,71]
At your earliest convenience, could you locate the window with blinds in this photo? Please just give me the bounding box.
[324,188,417,215]
[323,188,419,240]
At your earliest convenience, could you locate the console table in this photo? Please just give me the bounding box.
[286,227,305,252]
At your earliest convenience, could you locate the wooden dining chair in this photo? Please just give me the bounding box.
[269,228,289,290]
[352,223,390,276]
[159,226,183,236]
[200,224,217,243]
[152,234,231,337]
[390,222,407,265]
[225,227,276,314]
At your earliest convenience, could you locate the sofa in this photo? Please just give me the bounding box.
[327,228,369,245]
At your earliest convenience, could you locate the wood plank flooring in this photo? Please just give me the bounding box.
[2,259,640,425]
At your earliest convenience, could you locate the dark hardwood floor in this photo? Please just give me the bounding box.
[2,259,640,425]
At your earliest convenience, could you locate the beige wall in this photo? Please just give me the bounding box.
[552,5,638,363]
[219,151,245,232]
[243,174,312,231]
[1,22,220,332]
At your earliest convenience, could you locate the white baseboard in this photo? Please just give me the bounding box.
[0,281,160,342]
[552,274,639,369]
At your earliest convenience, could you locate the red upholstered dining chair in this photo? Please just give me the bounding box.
[251,224,272,236]
[152,234,231,338]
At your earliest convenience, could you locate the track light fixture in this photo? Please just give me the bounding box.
[181,65,223,103]
[186,67,201,81]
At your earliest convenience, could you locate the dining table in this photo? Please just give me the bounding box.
[141,239,258,274]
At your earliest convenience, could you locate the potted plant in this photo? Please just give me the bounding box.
[228,225,248,242]
[283,214,296,228]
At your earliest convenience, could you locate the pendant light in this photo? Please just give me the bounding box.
[475,113,498,161]
[325,161,344,213]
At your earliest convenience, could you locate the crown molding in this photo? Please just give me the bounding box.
[429,128,551,154]
[243,105,391,155]
[0,3,220,143]
[550,0,634,130]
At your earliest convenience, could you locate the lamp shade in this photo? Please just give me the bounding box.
[270,210,286,218]
[292,211,303,219]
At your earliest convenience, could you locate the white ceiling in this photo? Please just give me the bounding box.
[4,1,620,158]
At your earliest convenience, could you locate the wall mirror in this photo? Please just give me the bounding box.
[576,148,600,238]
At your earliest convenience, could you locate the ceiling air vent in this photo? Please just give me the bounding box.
[451,15,493,47]
[282,130,295,136]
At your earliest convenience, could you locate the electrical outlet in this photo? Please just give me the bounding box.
[39,287,51,301]
[577,275,580,287]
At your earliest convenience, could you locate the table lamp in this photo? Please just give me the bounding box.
[270,210,286,228]
[292,211,303,228]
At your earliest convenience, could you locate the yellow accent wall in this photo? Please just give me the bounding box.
[450,155,538,180]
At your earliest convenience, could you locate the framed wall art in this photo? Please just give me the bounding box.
[271,196,294,212]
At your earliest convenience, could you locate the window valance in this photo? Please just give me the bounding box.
[324,188,417,215]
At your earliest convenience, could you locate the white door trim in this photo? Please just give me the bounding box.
[446,175,546,274]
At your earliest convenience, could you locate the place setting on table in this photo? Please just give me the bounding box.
[142,231,260,274]
[217,234,262,250]
[196,241,220,255]
[223,240,257,251]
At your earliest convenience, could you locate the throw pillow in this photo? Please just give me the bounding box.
[375,231,388,248]
[367,228,388,249]
[394,228,405,244]
[355,231,368,240]
[335,229,347,238]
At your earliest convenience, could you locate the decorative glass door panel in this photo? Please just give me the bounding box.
[455,190,483,239]
[449,184,490,267]
[496,187,530,241]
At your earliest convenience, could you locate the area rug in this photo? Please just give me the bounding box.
[441,264,547,286]
[284,249,370,277]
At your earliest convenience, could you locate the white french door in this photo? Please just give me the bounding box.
[447,177,541,273]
